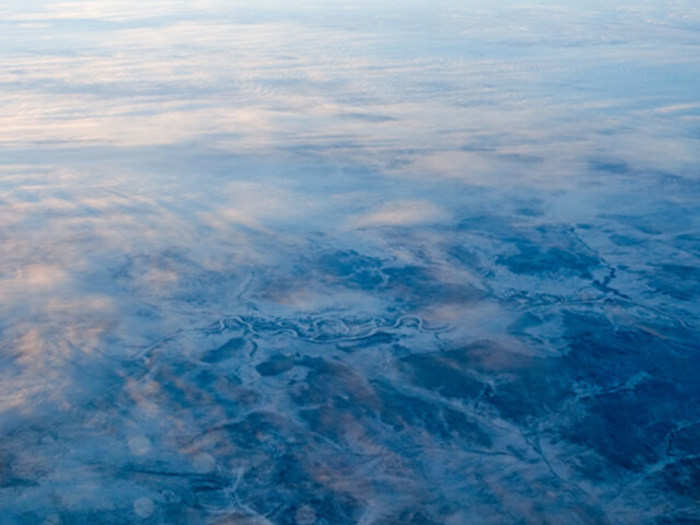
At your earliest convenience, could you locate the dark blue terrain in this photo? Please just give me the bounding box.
[1,1,699,523]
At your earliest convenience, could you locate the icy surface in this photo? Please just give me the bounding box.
[1,1,700,524]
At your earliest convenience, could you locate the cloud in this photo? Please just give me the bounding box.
[347,200,448,229]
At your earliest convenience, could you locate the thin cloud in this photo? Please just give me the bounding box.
[347,200,448,229]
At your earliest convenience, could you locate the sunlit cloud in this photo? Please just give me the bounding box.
[347,200,448,229]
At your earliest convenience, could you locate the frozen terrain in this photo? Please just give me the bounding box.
[1,1,699,523]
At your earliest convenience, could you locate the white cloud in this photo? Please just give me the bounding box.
[347,200,448,229]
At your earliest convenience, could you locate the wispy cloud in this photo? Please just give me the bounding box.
[347,200,448,229]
